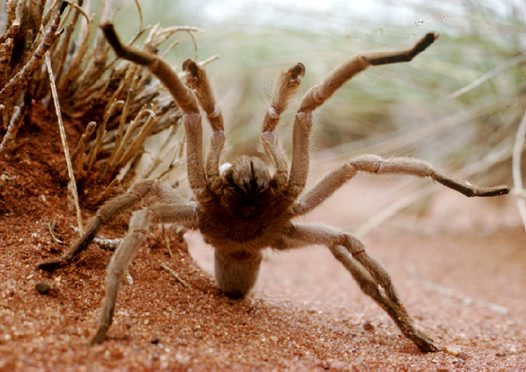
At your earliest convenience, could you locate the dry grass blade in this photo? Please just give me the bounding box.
[0,4,62,100]
[354,185,435,238]
[448,55,526,99]
[72,121,97,178]
[44,49,84,235]
[0,105,24,155]
[160,261,190,288]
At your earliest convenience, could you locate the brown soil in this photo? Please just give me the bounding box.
[1,104,525,370]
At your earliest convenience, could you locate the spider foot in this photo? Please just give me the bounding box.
[90,325,109,345]
[37,258,68,272]
[411,329,440,353]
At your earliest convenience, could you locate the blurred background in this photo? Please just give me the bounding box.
[111,0,525,231]
[109,0,526,176]
[1,0,524,232]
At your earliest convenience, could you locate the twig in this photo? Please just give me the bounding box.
[47,221,64,245]
[512,109,526,232]
[0,5,62,100]
[162,224,174,259]
[186,30,199,61]
[160,262,189,288]
[58,5,93,94]
[72,121,97,178]
[109,107,154,170]
[0,105,24,155]
[116,110,158,169]
[45,49,84,235]
[87,99,124,172]
[133,0,144,34]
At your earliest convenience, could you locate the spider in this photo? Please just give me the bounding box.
[39,23,509,352]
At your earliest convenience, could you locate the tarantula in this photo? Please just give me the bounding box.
[39,24,509,352]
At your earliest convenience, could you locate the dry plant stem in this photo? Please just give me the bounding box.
[93,236,122,251]
[145,125,181,178]
[72,121,97,178]
[418,277,508,315]
[132,0,144,33]
[5,0,17,28]
[108,89,134,166]
[314,93,525,169]
[512,109,526,232]
[51,2,84,83]
[57,9,92,93]
[116,111,158,169]
[0,105,24,155]
[72,0,112,96]
[0,26,17,88]
[41,0,63,26]
[87,99,124,172]
[44,51,84,235]
[107,63,141,110]
[0,105,6,130]
[354,185,435,238]
[109,108,155,170]
[513,189,526,199]
[162,225,173,258]
[0,4,63,100]
[160,262,189,288]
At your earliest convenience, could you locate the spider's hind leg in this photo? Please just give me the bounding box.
[330,244,439,353]
[279,222,439,353]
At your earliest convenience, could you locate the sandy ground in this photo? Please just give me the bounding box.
[0,105,525,370]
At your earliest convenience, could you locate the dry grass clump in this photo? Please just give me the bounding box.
[0,0,212,198]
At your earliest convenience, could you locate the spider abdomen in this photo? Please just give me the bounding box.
[214,249,263,298]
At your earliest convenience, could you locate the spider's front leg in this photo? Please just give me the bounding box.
[182,59,226,188]
[287,33,439,198]
[260,63,305,189]
[277,222,439,353]
[91,202,198,344]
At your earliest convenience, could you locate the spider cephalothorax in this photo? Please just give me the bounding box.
[39,24,509,351]
[219,156,275,216]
